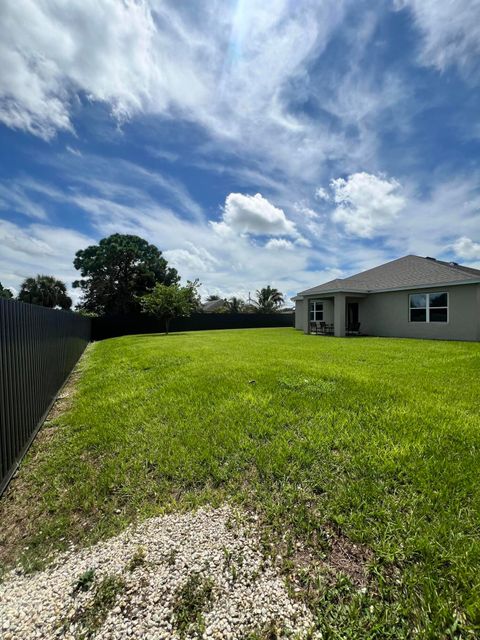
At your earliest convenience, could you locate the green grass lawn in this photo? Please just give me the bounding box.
[2,328,480,638]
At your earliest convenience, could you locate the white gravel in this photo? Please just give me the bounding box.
[0,506,319,639]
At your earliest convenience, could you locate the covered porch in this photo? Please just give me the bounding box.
[307,293,367,337]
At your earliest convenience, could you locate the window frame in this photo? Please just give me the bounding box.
[309,300,324,323]
[408,292,449,324]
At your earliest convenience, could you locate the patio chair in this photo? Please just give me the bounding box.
[346,322,361,336]
[310,321,326,335]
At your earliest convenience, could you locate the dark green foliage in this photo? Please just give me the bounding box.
[18,275,72,309]
[255,286,284,312]
[73,234,179,314]
[225,296,245,313]
[72,568,96,594]
[0,281,13,299]
[140,280,200,334]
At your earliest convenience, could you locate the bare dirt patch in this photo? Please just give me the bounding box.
[324,526,373,588]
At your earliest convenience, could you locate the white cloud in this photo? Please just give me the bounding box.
[2,171,325,299]
[395,0,480,75]
[294,237,312,248]
[0,0,160,138]
[164,244,220,274]
[294,202,320,220]
[0,219,95,303]
[66,146,82,156]
[265,238,294,251]
[370,175,480,259]
[0,0,377,185]
[212,193,298,237]
[5,152,479,305]
[452,236,480,261]
[0,182,48,220]
[0,162,405,301]
[330,172,406,238]
[315,187,331,201]
[0,0,323,141]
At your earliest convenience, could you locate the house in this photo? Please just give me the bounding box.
[201,298,227,313]
[293,255,480,341]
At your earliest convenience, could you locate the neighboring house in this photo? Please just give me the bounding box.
[201,298,227,313]
[293,255,480,341]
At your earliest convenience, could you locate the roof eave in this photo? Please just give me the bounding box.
[297,288,369,296]
[297,278,480,297]
[368,279,480,293]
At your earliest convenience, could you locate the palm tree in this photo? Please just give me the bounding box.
[225,296,245,313]
[18,275,72,310]
[255,286,285,313]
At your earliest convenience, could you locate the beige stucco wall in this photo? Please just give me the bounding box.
[295,284,480,340]
[360,283,480,341]
[295,297,334,333]
[294,299,305,330]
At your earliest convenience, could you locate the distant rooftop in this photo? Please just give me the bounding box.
[297,255,480,297]
[201,298,227,312]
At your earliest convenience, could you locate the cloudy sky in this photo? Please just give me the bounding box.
[1,0,480,303]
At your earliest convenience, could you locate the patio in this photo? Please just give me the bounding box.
[308,293,364,337]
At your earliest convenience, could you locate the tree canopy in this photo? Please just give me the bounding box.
[73,234,179,315]
[18,275,72,309]
[255,286,285,312]
[225,296,245,313]
[0,282,13,299]
[140,280,199,334]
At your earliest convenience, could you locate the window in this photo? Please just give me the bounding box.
[309,300,324,322]
[409,293,427,322]
[409,292,448,323]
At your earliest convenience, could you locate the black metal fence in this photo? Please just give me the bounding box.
[92,312,295,341]
[0,304,292,494]
[0,299,91,495]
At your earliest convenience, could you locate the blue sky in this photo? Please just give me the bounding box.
[1,0,480,303]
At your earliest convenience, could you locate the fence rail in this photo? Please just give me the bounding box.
[0,299,91,495]
[92,312,295,340]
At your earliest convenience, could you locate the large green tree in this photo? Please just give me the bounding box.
[140,281,199,334]
[255,286,285,312]
[18,275,72,309]
[73,234,179,314]
[0,281,13,299]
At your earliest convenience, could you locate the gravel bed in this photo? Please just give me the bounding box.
[0,506,319,639]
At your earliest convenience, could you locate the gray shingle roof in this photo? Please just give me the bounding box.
[298,255,480,296]
[202,298,227,312]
